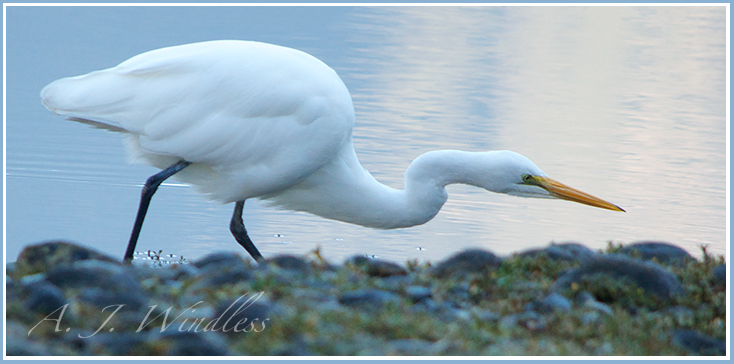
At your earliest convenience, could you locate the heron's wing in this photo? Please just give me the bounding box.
[41,41,355,200]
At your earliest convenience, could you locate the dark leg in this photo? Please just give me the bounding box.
[123,160,191,262]
[230,200,264,262]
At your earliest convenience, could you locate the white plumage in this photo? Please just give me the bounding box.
[42,41,352,203]
[41,40,623,261]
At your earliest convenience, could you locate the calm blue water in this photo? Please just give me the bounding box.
[6,6,727,263]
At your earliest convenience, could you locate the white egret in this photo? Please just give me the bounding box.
[40,40,624,263]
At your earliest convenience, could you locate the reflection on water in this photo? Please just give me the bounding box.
[6,6,727,263]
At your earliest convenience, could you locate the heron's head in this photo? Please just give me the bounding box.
[483,151,625,212]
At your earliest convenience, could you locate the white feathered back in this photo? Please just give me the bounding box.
[41,40,356,203]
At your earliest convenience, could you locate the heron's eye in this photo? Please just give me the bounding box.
[521,174,532,183]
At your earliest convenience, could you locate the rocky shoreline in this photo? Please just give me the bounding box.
[6,240,727,356]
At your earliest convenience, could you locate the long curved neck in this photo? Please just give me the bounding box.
[264,146,500,229]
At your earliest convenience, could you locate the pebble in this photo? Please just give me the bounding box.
[134,264,199,283]
[193,251,248,269]
[409,297,439,313]
[76,287,149,311]
[425,300,471,321]
[446,282,471,301]
[266,255,312,274]
[292,288,342,312]
[7,261,17,276]
[83,332,154,355]
[22,281,67,315]
[527,293,572,314]
[365,259,408,277]
[517,242,596,262]
[584,299,614,316]
[6,277,20,304]
[214,294,272,334]
[6,338,52,356]
[671,329,726,355]
[430,248,503,277]
[374,274,412,290]
[338,289,401,310]
[580,311,602,325]
[190,259,252,290]
[712,264,726,285]
[346,255,408,277]
[14,240,119,273]
[405,286,432,303]
[345,254,370,266]
[6,321,52,355]
[551,254,684,302]
[575,291,614,315]
[618,241,695,266]
[499,310,547,332]
[470,307,500,322]
[664,306,695,326]
[46,260,141,292]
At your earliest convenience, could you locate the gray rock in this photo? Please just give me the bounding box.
[446,283,471,301]
[410,297,439,313]
[619,241,694,265]
[347,255,408,277]
[471,307,501,322]
[214,294,271,334]
[338,289,401,310]
[575,291,614,315]
[190,259,252,289]
[584,300,614,316]
[345,254,370,266]
[431,249,502,277]
[375,274,412,290]
[134,264,199,282]
[712,264,726,285]
[77,287,149,311]
[579,291,614,315]
[518,242,596,262]
[551,254,684,301]
[672,330,726,355]
[6,276,20,304]
[193,251,247,269]
[84,332,154,355]
[23,281,67,315]
[6,338,52,356]
[665,306,695,326]
[46,259,141,292]
[19,272,46,286]
[364,259,408,277]
[405,286,432,303]
[435,301,468,321]
[6,320,28,339]
[266,255,312,273]
[499,310,547,332]
[7,261,17,276]
[15,240,119,273]
[528,293,572,314]
[574,290,596,305]
[581,311,602,325]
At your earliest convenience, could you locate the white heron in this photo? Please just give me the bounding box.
[40,40,624,263]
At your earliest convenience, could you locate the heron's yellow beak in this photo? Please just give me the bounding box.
[529,176,625,212]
